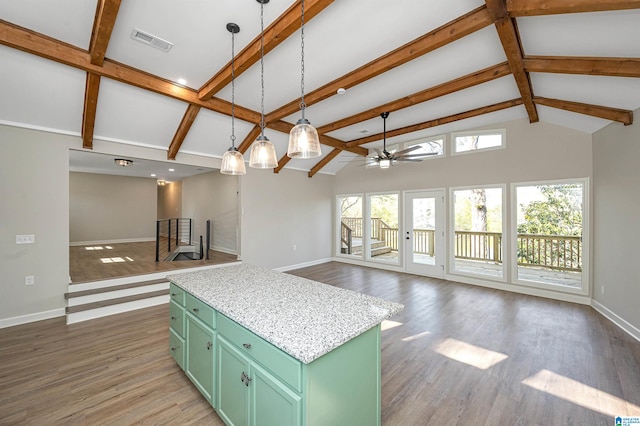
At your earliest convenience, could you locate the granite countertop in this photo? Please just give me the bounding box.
[167,263,403,364]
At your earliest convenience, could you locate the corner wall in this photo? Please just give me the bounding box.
[592,109,640,338]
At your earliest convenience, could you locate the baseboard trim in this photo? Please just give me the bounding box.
[591,300,640,343]
[0,308,65,329]
[276,258,333,273]
[211,245,238,256]
[70,238,155,246]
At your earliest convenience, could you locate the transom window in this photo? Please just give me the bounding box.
[452,129,505,155]
[403,135,445,157]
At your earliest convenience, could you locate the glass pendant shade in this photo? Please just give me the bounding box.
[249,135,278,168]
[379,158,391,169]
[220,147,246,175]
[287,118,322,159]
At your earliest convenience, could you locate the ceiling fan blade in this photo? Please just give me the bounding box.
[373,148,384,158]
[393,145,421,156]
[395,158,424,162]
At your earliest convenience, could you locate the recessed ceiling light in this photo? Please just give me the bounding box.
[337,88,346,95]
[150,173,157,177]
[168,168,175,172]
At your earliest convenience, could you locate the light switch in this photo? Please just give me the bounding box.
[16,234,35,244]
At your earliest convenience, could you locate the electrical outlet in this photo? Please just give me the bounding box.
[25,275,35,286]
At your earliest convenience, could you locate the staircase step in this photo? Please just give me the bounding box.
[371,246,392,256]
[65,289,169,314]
[65,278,167,299]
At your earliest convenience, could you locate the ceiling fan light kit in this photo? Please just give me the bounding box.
[249,0,279,169]
[287,0,322,159]
[220,22,247,176]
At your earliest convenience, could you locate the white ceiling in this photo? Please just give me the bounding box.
[1,1,639,178]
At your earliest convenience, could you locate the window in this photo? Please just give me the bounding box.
[368,193,400,265]
[337,195,363,259]
[403,135,444,157]
[452,186,504,278]
[513,180,587,291]
[452,129,505,155]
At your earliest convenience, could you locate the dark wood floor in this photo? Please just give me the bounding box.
[69,241,238,283]
[2,262,639,424]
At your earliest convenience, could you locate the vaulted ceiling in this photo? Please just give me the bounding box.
[1,1,639,177]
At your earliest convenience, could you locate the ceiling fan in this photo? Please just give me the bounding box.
[369,112,436,168]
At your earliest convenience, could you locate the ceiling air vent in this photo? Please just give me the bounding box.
[130,28,173,52]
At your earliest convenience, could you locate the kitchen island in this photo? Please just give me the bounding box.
[167,263,403,426]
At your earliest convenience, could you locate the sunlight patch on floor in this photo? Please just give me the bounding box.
[433,338,508,370]
[522,369,640,418]
[381,320,403,331]
[100,257,129,263]
[402,330,432,342]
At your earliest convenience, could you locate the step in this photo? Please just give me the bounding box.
[65,278,167,299]
[66,289,169,314]
[371,246,392,256]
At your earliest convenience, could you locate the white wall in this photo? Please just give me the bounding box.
[240,167,334,269]
[182,171,239,254]
[0,125,71,324]
[592,109,640,337]
[157,181,182,220]
[69,172,157,243]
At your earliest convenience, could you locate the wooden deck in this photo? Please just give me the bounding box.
[69,241,238,283]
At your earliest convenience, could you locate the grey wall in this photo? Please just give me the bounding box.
[69,172,157,243]
[0,125,71,323]
[157,181,182,220]
[592,108,640,334]
[182,171,239,254]
[240,167,334,269]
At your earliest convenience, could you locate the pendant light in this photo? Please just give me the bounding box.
[287,0,322,159]
[249,0,278,169]
[220,23,246,175]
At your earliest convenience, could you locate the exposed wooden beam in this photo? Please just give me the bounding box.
[534,96,633,125]
[237,125,263,154]
[308,148,340,178]
[487,0,538,123]
[89,0,121,66]
[81,73,101,149]
[274,155,292,174]
[199,0,334,100]
[167,105,201,160]
[265,5,494,124]
[506,0,640,16]
[317,62,511,135]
[346,99,524,147]
[524,56,640,78]
[0,20,261,124]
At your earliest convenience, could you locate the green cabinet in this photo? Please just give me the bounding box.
[169,285,383,426]
[217,335,301,426]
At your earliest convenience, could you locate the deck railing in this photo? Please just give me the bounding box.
[155,218,192,262]
[339,218,582,272]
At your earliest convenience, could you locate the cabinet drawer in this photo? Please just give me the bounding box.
[186,293,216,329]
[169,327,185,370]
[218,314,302,393]
[169,283,185,306]
[169,300,185,337]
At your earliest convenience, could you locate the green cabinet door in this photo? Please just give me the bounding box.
[186,313,215,404]
[252,362,301,426]
[217,336,250,426]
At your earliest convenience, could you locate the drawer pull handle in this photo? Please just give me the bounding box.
[170,316,176,320]
[206,341,212,351]
[192,308,200,313]
[170,347,176,352]
[171,293,177,296]
[241,371,252,386]
[242,343,252,349]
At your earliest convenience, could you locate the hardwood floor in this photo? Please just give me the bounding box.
[2,262,639,425]
[69,241,238,283]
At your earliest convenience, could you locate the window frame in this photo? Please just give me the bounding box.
[509,178,590,296]
[451,128,506,156]
[401,134,446,159]
[336,193,365,260]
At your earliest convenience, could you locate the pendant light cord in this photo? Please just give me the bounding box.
[260,1,266,138]
[299,0,306,120]
[230,29,236,149]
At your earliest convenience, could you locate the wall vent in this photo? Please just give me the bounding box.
[130,28,173,52]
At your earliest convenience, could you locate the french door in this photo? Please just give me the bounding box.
[404,190,445,277]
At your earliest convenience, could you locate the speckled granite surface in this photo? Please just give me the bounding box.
[167,263,403,364]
